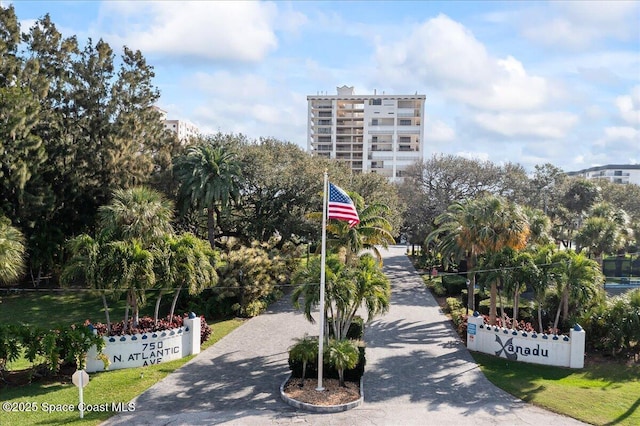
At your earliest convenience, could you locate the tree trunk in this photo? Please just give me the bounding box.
[101,293,112,334]
[512,288,519,328]
[489,281,498,325]
[561,287,569,325]
[123,302,130,334]
[129,289,139,327]
[154,290,163,324]
[552,297,562,332]
[207,207,216,249]
[169,286,183,322]
[537,303,543,333]
[498,284,505,324]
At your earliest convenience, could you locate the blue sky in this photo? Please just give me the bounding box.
[9,0,640,172]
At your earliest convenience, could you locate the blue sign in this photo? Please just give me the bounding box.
[468,324,476,335]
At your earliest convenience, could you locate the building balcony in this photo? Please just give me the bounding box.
[368,129,394,135]
[397,126,421,134]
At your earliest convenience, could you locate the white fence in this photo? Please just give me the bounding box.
[466,313,585,368]
[85,315,201,373]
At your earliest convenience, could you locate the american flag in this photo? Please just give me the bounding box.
[328,183,360,228]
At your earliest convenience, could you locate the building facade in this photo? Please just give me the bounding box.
[307,86,425,182]
[153,106,200,143]
[567,164,640,185]
[163,119,200,142]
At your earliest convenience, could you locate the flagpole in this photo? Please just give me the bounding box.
[317,171,328,391]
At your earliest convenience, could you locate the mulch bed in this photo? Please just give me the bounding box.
[283,377,360,406]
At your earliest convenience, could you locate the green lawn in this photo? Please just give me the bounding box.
[0,290,152,328]
[472,352,640,426]
[4,291,640,425]
[1,291,244,425]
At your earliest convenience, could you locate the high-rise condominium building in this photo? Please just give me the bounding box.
[307,86,425,182]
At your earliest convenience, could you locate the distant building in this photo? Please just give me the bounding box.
[567,164,640,185]
[307,86,425,182]
[163,119,200,142]
[153,106,200,143]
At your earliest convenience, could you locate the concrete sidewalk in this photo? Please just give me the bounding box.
[104,246,585,425]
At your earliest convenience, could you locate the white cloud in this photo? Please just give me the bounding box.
[425,119,455,142]
[454,151,491,162]
[375,14,493,89]
[102,1,279,62]
[615,86,640,126]
[188,76,308,144]
[521,1,639,49]
[374,15,551,111]
[595,126,640,147]
[473,111,579,139]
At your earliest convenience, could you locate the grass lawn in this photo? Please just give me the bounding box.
[1,291,245,425]
[0,290,151,328]
[472,352,640,426]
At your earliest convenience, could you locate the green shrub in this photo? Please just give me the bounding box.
[441,274,467,296]
[445,297,463,313]
[583,289,640,356]
[0,323,105,375]
[288,338,366,382]
[423,276,446,296]
[288,335,318,380]
[191,239,296,318]
[0,325,22,373]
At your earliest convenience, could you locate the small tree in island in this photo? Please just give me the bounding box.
[289,188,392,388]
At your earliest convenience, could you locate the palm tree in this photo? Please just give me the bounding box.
[98,186,174,244]
[0,216,25,286]
[103,239,156,332]
[291,254,347,337]
[523,207,553,248]
[162,233,218,322]
[550,250,603,331]
[62,234,113,333]
[327,339,359,387]
[531,245,555,333]
[325,193,395,265]
[575,202,631,267]
[173,143,241,249]
[289,335,318,380]
[429,195,530,323]
[291,253,390,341]
[509,251,537,326]
[480,247,517,324]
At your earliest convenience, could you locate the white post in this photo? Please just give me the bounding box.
[466,313,483,351]
[184,313,201,355]
[569,324,586,369]
[78,374,84,419]
[317,171,328,391]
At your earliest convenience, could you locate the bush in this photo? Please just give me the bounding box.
[444,297,463,313]
[0,323,105,375]
[441,274,468,296]
[424,276,446,297]
[195,239,297,318]
[582,289,640,356]
[288,337,366,382]
[89,314,212,344]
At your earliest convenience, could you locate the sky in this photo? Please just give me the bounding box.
[8,0,640,173]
